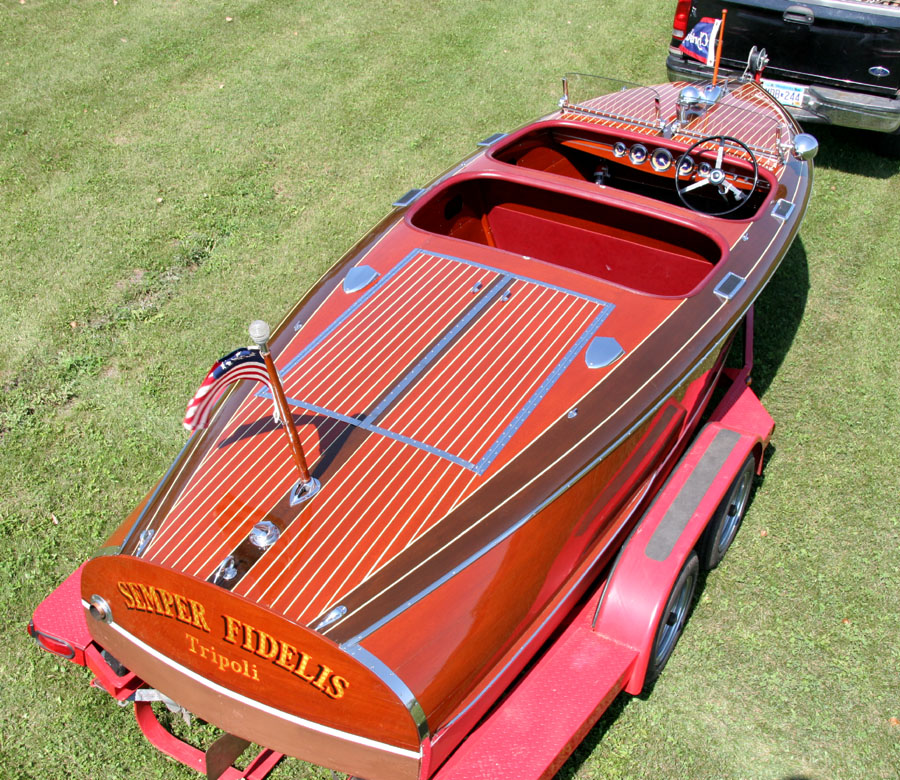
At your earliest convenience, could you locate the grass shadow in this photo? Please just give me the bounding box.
[805,125,900,177]
[750,236,809,398]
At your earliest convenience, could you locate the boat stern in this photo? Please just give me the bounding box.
[37,554,426,780]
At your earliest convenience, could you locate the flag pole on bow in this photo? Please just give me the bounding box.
[248,320,320,504]
[712,9,728,85]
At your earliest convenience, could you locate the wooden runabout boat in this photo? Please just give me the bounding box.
[30,74,816,779]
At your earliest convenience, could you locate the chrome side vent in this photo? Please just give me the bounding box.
[477,132,507,147]
[392,188,424,208]
[585,337,625,369]
[714,272,746,302]
[343,265,380,293]
[772,199,795,221]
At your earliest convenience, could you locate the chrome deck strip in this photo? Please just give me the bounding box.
[345,644,430,741]
[474,304,613,472]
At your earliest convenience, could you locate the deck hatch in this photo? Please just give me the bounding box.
[266,249,614,474]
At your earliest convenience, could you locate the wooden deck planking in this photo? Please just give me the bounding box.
[282,252,498,419]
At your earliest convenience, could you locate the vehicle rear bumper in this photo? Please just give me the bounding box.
[667,53,900,134]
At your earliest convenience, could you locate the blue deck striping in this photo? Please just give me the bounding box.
[473,304,613,472]
[279,249,421,377]
[261,249,615,474]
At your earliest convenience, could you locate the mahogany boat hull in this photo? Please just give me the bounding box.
[71,77,813,778]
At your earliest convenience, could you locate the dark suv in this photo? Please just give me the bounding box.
[666,0,900,138]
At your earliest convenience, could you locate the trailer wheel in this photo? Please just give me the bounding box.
[697,455,755,571]
[644,551,699,690]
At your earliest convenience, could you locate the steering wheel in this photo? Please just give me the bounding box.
[675,135,759,216]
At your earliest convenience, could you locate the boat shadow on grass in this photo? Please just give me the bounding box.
[748,234,809,399]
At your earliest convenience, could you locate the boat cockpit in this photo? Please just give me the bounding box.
[409,176,724,297]
[490,123,772,219]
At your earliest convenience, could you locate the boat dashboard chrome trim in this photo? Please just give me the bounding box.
[628,143,648,165]
[650,147,674,173]
[561,73,792,169]
[343,644,430,741]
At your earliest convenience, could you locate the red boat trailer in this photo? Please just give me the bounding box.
[29,314,774,780]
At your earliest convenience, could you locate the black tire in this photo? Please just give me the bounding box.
[697,454,755,571]
[644,551,699,690]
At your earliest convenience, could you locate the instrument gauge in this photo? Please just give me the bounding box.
[628,144,648,165]
[698,161,713,177]
[676,154,695,176]
[613,141,628,158]
[650,148,674,173]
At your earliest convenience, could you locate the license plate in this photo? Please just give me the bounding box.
[761,79,806,109]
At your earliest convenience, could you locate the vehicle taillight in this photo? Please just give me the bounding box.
[672,0,692,39]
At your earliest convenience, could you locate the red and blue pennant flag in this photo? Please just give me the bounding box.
[183,346,278,431]
[680,17,722,66]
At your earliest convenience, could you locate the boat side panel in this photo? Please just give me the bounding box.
[358,387,692,731]
[356,341,727,761]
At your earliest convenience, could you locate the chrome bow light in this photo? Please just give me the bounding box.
[793,133,819,161]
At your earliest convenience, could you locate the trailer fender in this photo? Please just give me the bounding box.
[592,420,766,694]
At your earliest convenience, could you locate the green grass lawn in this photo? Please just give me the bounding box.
[1,1,898,778]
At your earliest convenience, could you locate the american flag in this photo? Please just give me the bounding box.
[183,346,277,431]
